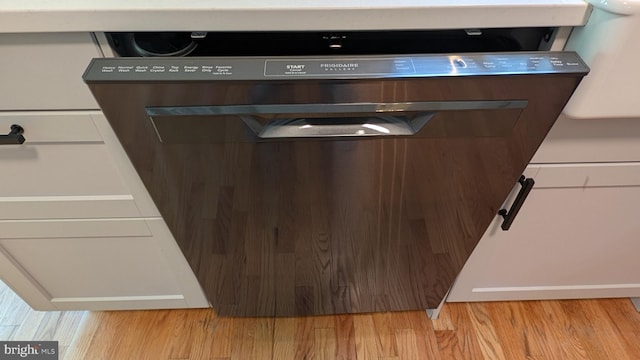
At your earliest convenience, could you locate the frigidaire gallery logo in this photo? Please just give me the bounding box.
[0,342,57,359]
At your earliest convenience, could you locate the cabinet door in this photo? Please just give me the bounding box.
[0,112,141,219]
[448,164,640,302]
[0,33,99,110]
[0,218,208,311]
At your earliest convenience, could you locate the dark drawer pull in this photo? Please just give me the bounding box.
[498,175,535,231]
[0,124,25,145]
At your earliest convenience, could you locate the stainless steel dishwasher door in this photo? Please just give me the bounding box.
[84,53,588,316]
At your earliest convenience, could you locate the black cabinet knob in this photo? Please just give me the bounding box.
[0,124,26,145]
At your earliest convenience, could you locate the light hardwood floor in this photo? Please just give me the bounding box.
[1,280,640,359]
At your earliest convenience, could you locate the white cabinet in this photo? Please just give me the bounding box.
[0,112,140,219]
[0,33,100,110]
[454,3,640,304]
[532,114,640,163]
[0,218,207,310]
[0,111,208,310]
[448,163,640,302]
[0,219,185,310]
[450,111,640,303]
[0,32,207,310]
[0,111,162,220]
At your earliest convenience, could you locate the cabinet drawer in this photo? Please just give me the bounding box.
[527,162,640,188]
[0,112,102,142]
[0,218,183,302]
[533,114,640,163]
[0,113,140,219]
[448,186,640,302]
[449,163,640,302]
[0,33,99,110]
[0,218,151,239]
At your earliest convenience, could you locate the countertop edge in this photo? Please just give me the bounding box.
[0,3,591,33]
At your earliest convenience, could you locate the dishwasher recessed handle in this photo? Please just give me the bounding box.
[498,175,535,231]
[239,114,434,138]
[0,124,25,145]
[146,100,528,139]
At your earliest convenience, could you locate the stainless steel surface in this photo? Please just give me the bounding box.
[84,52,588,82]
[145,100,528,117]
[426,287,451,320]
[190,32,208,39]
[84,51,587,316]
[239,115,433,138]
[147,100,528,139]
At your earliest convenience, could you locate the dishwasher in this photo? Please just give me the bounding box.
[84,29,588,317]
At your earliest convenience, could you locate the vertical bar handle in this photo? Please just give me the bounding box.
[0,125,25,145]
[498,175,535,231]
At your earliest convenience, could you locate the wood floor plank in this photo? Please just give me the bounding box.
[272,317,296,360]
[184,312,217,360]
[230,317,256,360]
[334,314,357,360]
[485,301,530,360]
[108,311,173,359]
[75,312,130,360]
[161,310,198,359]
[252,317,275,359]
[64,312,103,360]
[599,298,640,358]
[353,314,385,360]
[579,300,634,360]
[371,312,399,358]
[539,301,590,360]
[210,315,235,359]
[552,300,603,360]
[51,311,86,344]
[394,328,419,360]
[32,312,64,340]
[294,316,314,360]
[354,314,389,360]
[0,325,17,339]
[435,303,484,360]
[0,291,32,327]
[52,311,87,360]
[431,304,455,331]
[518,301,563,359]
[0,283,17,322]
[465,302,507,360]
[11,309,46,340]
[3,280,640,360]
[315,327,337,360]
[406,311,442,360]
[435,329,466,360]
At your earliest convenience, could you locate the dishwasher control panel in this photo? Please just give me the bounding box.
[84,52,589,82]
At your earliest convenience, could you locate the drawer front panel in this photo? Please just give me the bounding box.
[0,219,182,299]
[527,162,640,188]
[0,33,99,111]
[448,186,640,302]
[533,114,640,163]
[0,218,151,239]
[0,143,139,219]
[0,196,140,220]
[0,112,102,142]
[0,113,140,219]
